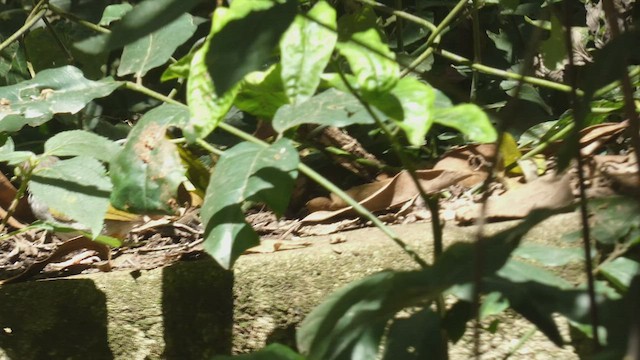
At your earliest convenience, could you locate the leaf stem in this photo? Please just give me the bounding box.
[48,4,111,34]
[399,0,469,77]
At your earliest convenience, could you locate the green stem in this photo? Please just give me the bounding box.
[400,0,469,77]
[0,163,34,235]
[504,122,574,172]
[125,81,429,268]
[48,4,111,34]
[438,49,579,94]
[0,7,47,53]
[470,0,482,101]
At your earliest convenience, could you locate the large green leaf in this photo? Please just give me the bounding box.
[99,3,133,26]
[599,257,640,292]
[0,136,34,165]
[432,104,497,143]
[335,7,398,95]
[539,14,566,71]
[590,197,640,245]
[368,77,436,146]
[213,343,305,360]
[206,0,297,96]
[0,33,29,86]
[280,1,337,104]
[74,0,202,54]
[201,139,298,269]
[117,13,197,78]
[44,130,120,163]
[383,309,445,360]
[184,9,239,141]
[110,104,188,214]
[0,66,120,132]
[29,156,112,238]
[272,88,379,133]
[235,65,289,118]
[297,210,554,359]
[513,244,584,267]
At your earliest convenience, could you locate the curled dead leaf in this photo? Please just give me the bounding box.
[303,169,471,223]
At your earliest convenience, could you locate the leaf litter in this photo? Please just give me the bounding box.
[1,121,638,282]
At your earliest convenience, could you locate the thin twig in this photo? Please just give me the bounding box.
[0,7,47,53]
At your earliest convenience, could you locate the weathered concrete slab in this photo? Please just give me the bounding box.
[0,213,583,359]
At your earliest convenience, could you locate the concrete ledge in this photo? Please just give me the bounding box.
[0,213,582,359]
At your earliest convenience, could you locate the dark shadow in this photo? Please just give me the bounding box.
[0,279,112,359]
[162,257,234,359]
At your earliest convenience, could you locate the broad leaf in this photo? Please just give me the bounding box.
[297,210,554,359]
[117,13,197,78]
[513,244,584,267]
[0,33,29,86]
[280,1,337,104]
[235,65,289,118]
[368,77,436,146]
[185,9,239,141]
[599,257,640,292]
[74,0,202,54]
[383,309,445,360]
[272,88,379,133]
[206,0,297,96]
[110,104,188,214]
[0,66,120,132]
[539,14,566,71]
[99,3,133,26]
[500,81,553,114]
[590,197,640,245]
[433,104,497,143]
[161,52,194,81]
[201,139,298,269]
[44,130,120,163]
[335,7,398,95]
[29,156,112,238]
[0,136,34,165]
[213,343,305,360]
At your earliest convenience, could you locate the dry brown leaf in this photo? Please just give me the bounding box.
[434,144,498,187]
[580,120,628,156]
[455,173,574,224]
[303,169,471,223]
[244,239,311,254]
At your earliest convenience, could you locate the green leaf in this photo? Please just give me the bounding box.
[29,156,112,238]
[443,300,473,343]
[74,0,202,54]
[432,104,497,143]
[185,26,239,141]
[206,0,298,96]
[272,88,379,133]
[500,81,553,114]
[0,136,34,165]
[280,1,337,104]
[368,77,435,146]
[384,308,445,359]
[540,14,567,71]
[117,13,197,78]
[590,197,640,245]
[201,139,298,269]
[498,260,573,289]
[297,210,554,360]
[0,33,29,86]
[599,257,640,292]
[480,292,510,319]
[44,130,120,163]
[212,343,305,360]
[99,3,133,26]
[235,65,289,118]
[0,66,121,132]
[514,244,585,267]
[110,104,188,214]
[161,52,194,81]
[335,7,398,95]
